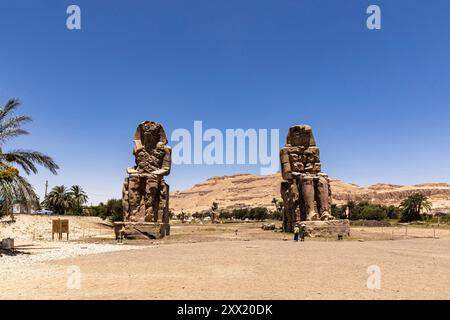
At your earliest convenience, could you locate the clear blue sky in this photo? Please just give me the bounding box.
[1,0,449,204]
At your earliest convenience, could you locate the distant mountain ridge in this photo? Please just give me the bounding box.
[170,173,450,213]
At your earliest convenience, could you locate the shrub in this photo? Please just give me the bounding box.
[270,210,283,221]
[333,201,390,221]
[386,205,401,219]
[360,206,387,221]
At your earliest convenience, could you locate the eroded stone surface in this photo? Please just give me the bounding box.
[302,220,350,238]
[280,125,333,232]
[114,222,169,240]
[121,121,171,238]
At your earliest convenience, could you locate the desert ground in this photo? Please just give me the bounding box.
[1,215,449,300]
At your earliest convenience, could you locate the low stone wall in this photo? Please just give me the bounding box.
[350,220,391,227]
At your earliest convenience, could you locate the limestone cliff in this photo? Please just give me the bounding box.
[170,173,450,213]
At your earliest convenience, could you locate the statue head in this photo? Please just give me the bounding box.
[287,125,316,147]
[135,121,168,151]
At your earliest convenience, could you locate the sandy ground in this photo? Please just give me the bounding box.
[1,216,449,299]
[0,214,114,242]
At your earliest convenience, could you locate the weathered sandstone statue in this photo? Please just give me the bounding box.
[116,121,171,239]
[280,125,333,232]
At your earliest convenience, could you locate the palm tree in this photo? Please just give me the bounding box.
[400,193,432,222]
[0,99,59,218]
[271,197,278,208]
[69,185,88,214]
[272,198,283,212]
[44,185,72,214]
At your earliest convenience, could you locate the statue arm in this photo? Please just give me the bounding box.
[280,148,293,180]
[152,146,171,177]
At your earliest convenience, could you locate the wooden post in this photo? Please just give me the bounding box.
[433,225,436,239]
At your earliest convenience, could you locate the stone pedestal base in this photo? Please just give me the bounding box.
[302,219,350,238]
[114,222,170,240]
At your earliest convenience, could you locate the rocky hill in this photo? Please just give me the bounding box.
[170,173,450,214]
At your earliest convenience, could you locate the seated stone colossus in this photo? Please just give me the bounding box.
[120,121,171,238]
[280,125,333,232]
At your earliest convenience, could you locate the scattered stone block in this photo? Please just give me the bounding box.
[1,238,14,250]
[261,223,276,230]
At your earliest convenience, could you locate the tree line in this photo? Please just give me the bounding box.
[43,185,88,215]
[94,193,442,223]
[331,193,434,222]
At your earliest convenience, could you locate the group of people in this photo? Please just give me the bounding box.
[293,223,306,242]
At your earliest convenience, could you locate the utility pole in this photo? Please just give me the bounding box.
[45,180,48,198]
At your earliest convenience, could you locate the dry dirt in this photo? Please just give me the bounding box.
[1,216,449,300]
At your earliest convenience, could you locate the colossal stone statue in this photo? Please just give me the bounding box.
[117,121,171,239]
[280,125,333,232]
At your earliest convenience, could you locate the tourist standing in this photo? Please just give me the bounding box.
[294,224,300,241]
[300,223,306,242]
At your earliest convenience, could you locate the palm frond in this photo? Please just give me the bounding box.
[1,150,59,175]
[0,115,32,128]
[0,115,33,144]
[0,127,29,144]
[0,174,38,217]
[0,99,21,122]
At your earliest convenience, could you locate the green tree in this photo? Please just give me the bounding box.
[250,207,269,221]
[400,193,432,222]
[44,185,72,214]
[69,185,88,214]
[105,199,123,221]
[360,205,387,221]
[90,199,123,221]
[0,99,59,218]
[331,204,347,219]
[386,205,401,219]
